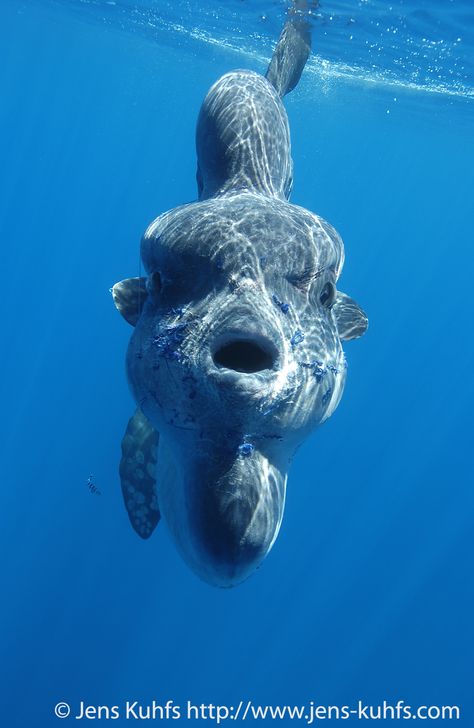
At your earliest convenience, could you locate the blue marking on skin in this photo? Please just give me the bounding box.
[290,329,305,347]
[153,323,187,360]
[322,388,332,406]
[272,294,290,314]
[238,442,254,457]
[299,360,343,381]
[315,362,327,381]
[259,255,268,269]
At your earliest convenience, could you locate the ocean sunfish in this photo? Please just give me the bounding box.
[112,1,368,587]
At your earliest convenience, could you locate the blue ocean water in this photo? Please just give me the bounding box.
[0,0,473,726]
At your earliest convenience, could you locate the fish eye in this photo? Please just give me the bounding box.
[147,271,162,297]
[320,281,336,308]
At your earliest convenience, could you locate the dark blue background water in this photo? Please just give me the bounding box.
[1,1,473,725]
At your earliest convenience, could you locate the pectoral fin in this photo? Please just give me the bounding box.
[112,277,148,326]
[333,291,368,341]
[120,408,160,539]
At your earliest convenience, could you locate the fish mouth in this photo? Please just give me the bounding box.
[212,333,278,374]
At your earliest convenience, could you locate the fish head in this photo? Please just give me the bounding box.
[113,192,367,585]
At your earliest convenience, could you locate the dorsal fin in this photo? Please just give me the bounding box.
[195,1,315,201]
[265,0,314,98]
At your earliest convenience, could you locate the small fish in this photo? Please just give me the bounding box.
[87,475,101,496]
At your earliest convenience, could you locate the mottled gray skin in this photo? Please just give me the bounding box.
[113,17,367,587]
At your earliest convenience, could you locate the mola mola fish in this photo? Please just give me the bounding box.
[112,1,368,587]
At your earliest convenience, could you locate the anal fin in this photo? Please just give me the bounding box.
[120,409,160,539]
